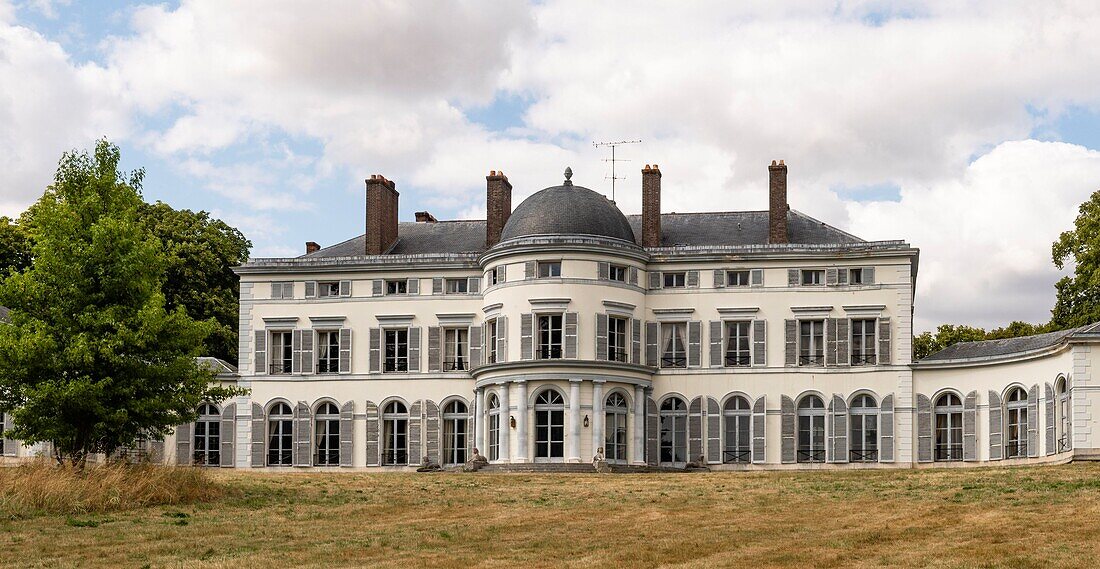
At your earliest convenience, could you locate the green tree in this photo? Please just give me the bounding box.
[0,140,243,466]
[913,324,989,361]
[0,216,31,275]
[1052,189,1100,328]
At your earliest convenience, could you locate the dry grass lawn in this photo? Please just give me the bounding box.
[3,463,1100,568]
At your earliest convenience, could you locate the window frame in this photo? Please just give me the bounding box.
[604,392,629,463]
[722,396,752,463]
[609,264,627,282]
[663,272,687,288]
[848,268,865,285]
[442,400,469,465]
[796,395,826,463]
[267,402,294,467]
[726,270,751,287]
[848,394,878,462]
[659,397,688,465]
[383,328,409,373]
[442,327,470,371]
[607,316,629,362]
[659,321,688,368]
[724,320,752,367]
[850,318,877,366]
[487,393,501,461]
[317,281,341,297]
[385,279,408,295]
[382,401,409,466]
[486,319,498,364]
[537,261,562,278]
[314,402,341,466]
[444,278,469,294]
[1005,387,1028,458]
[798,319,825,366]
[269,330,293,375]
[1056,378,1070,452]
[534,389,566,461]
[193,403,221,467]
[536,313,564,360]
[934,393,963,462]
[800,269,825,286]
[316,329,341,374]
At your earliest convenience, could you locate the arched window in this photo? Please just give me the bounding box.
[722,396,751,463]
[443,400,468,465]
[194,403,221,466]
[382,401,409,465]
[659,397,688,465]
[267,402,293,466]
[1005,387,1028,458]
[1056,377,1070,452]
[934,393,962,461]
[797,395,825,463]
[849,394,878,462]
[604,392,629,463]
[487,394,501,461]
[534,390,565,460]
[315,402,340,466]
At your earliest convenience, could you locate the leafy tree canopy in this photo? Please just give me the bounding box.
[0,216,31,276]
[0,140,244,465]
[1052,189,1100,329]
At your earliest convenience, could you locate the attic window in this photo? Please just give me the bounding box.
[538,261,561,278]
[663,272,686,288]
[800,270,825,286]
[727,270,750,287]
[318,281,341,297]
[386,280,407,295]
[445,278,468,294]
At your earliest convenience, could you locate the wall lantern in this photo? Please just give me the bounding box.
[510,415,516,429]
[583,415,590,428]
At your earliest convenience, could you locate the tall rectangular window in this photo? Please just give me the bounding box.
[727,270,750,287]
[384,329,409,372]
[798,320,824,366]
[660,322,687,368]
[317,330,340,373]
[537,314,563,359]
[724,321,751,367]
[608,316,628,362]
[801,270,825,286]
[270,331,292,374]
[443,328,469,371]
[487,319,498,364]
[850,319,877,365]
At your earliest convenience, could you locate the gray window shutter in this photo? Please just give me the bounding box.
[469,325,483,368]
[648,271,661,290]
[1028,384,1039,457]
[340,401,354,467]
[752,320,766,367]
[372,279,383,296]
[294,402,311,467]
[468,277,480,294]
[220,404,236,468]
[432,277,443,294]
[525,261,536,279]
[713,269,726,288]
[365,400,379,466]
[964,391,978,461]
[520,314,533,360]
[752,396,766,463]
[750,268,764,287]
[879,394,894,462]
[339,280,352,297]
[916,393,932,462]
[596,313,609,361]
[826,267,838,286]
[687,270,699,288]
[269,282,281,299]
[408,278,419,295]
[629,266,639,286]
[369,328,381,373]
[291,329,303,374]
[863,266,875,284]
[338,328,352,374]
[425,399,440,465]
[784,320,797,367]
[497,316,508,364]
[645,321,658,366]
[301,330,314,374]
[837,268,848,285]
[251,403,265,467]
[428,327,441,372]
[780,395,795,464]
[688,396,703,460]
[830,394,848,463]
[646,397,658,466]
[496,265,505,284]
[408,400,422,464]
[175,422,192,466]
[835,318,849,367]
[687,321,701,367]
[988,390,1003,460]
[564,312,578,358]
[254,330,267,375]
[408,327,421,372]
[787,269,799,287]
[305,281,317,298]
[706,397,720,464]
[877,318,891,364]
[708,321,723,367]
[824,318,837,367]
[598,261,610,280]
[1045,383,1056,456]
[631,318,642,364]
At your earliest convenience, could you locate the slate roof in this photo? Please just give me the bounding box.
[195,357,238,375]
[919,323,1100,363]
[500,184,636,243]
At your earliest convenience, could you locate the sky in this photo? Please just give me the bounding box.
[2,1,1100,334]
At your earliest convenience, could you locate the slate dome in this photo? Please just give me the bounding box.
[499,173,636,244]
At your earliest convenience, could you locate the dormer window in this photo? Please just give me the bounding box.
[538,261,561,278]
[801,270,825,286]
[663,272,686,288]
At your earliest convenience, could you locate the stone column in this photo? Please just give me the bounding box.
[633,384,646,465]
[498,383,510,462]
[515,381,528,462]
[592,381,605,460]
[568,380,582,463]
[474,388,485,457]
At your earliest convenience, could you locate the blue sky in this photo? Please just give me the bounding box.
[2,1,1100,332]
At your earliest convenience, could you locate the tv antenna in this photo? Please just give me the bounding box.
[593,139,641,202]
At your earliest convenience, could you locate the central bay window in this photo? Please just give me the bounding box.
[384,329,409,372]
[722,396,751,463]
[1057,377,1070,452]
[487,393,501,460]
[316,330,340,373]
[193,403,221,466]
[850,319,877,365]
[605,392,629,463]
[486,319,499,364]
[801,269,825,286]
[798,320,825,366]
[442,400,468,465]
[663,272,686,288]
[725,321,751,367]
[538,261,561,278]
[443,328,469,371]
[934,393,963,461]
[267,402,293,466]
[608,316,628,362]
[661,322,687,368]
[534,390,565,460]
[315,402,340,466]
[382,401,409,465]
[797,395,826,463]
[1005,387,1028,458]
[659,397,688,465]
[849,394,878,462]
[537,314,563,359]
[270,331,293,374]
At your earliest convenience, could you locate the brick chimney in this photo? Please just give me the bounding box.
[768,160,789,244]
[305,241,320,254]
[415,211,437,223]
[485,170,512,247]
[365,174,399,255]
[641,164,662,247]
